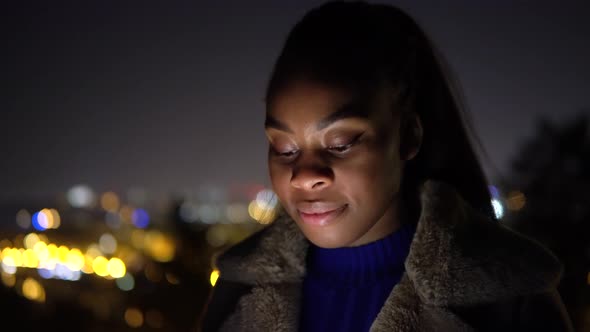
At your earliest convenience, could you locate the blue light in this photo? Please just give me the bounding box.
[488,185,500,199]
[132,209,149,229]
[31,212,47,231]
[38,268,53,279]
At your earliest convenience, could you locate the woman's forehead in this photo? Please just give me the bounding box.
[266,79,398,131]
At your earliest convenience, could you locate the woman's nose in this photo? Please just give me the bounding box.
[290,157,333,191]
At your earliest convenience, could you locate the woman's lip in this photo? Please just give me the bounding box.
[298,205,347,226]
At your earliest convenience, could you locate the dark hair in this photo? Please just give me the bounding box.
[265,1,495,221]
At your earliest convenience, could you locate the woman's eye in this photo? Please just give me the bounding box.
[328,143,354,153]
[327,134,362,154]
[270,146,299,159]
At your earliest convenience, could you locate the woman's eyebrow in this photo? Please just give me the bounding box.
[265,101,370,133]
[316,102,369,131]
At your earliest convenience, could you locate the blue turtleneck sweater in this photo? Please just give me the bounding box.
[299,223,416,332]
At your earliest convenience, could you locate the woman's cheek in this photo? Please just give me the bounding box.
[269,163,291,198]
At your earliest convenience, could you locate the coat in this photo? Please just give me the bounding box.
[197,180,573,331]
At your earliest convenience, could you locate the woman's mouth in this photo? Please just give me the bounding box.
[297,204,347,226]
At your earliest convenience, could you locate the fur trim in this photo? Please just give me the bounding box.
[216,211,308,285]
[213,179,562,331]
[406,181,562,307]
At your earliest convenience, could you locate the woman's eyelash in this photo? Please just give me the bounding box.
[327,133,363,152]
[270,133,363,158]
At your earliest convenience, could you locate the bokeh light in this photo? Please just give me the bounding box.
[210,269,219,287]
[226,203,249,224]
[116,273,135,291]
[132,209,150,228]
[107,257,126,278]
[22,277,46,302]
[506,190,526,211]
[100,191,120,212]
[99,233,117,254]
[67,184,96,208]
[92,256,109,277]
[491,198,504,219]
[144,231,175,262]
[16,209,31,229]
[124,308,144,328]
[1,271,15,287]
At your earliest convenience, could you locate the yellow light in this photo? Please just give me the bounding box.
[22,249,39,268]
[165,272,179,285]
[85,244,103,259]
[120,205,134,223]
[8,248,22,266]
[57,245,69,262]
[92,256,109,277]
[24,233,40,249]
[33,241,49,262]
[49,209,61,229]
[144,231,175,262]
[66,248,84,271]
[107,257,126,278]
[40,208,55,229]
[82,254,95,274]
[1,247,11,260]
[47,243,58,262]
[100,192,120,212]
[210,269,220,287]
[1,271,15,287]
[130,229,145,249]
[38,234,49,244]
[248,200,277,224]
[22,278,45,302]
[506,190,526,211]
[124,307,144,328]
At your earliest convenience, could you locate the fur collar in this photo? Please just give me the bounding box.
[214,180,562,331]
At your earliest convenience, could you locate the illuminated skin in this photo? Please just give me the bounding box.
[265,80,421,248]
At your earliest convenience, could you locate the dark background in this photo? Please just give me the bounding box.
[1,1,589,331]
[2,0,589,200]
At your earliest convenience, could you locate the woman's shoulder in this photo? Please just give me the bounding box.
[407,180,563,306]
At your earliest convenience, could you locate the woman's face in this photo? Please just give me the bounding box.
[265,79,408,248]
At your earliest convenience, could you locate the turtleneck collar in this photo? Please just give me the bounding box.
[305,223,416,285]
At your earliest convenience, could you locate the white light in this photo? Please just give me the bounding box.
[198,204,221,224]
[179,202,199,223]
[255,189,278,210]
[491,199,504,219]
[67,185,96,208]
[99,233,117,254]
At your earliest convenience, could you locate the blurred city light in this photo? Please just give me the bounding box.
[16,209,31,229]
[488,185,500,199]
[100,191,120,212]
[99,233,117,254]
[22,277,45,302]
[506,190,526,211]
[124,308,144,328]
[67,184,96,208]
[116,273,135,291]
[210,269,219,287]
[492,198,504,219]
[132,208,150,228]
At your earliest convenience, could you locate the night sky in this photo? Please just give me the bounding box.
[3,1,589,200]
